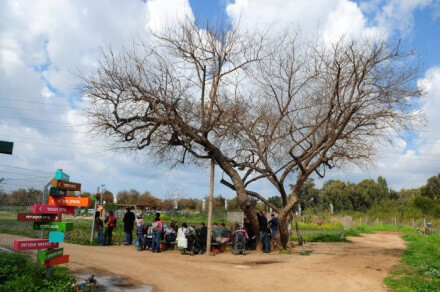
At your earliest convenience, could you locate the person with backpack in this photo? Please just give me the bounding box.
[104,210,117,246]
[151,217,163,253]
[123,207,135,245]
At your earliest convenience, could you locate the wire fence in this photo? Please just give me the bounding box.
[0,164,53,260]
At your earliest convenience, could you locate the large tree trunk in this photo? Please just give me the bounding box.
[278,193,299,249]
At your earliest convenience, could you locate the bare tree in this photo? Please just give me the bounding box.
[83,18,423,248]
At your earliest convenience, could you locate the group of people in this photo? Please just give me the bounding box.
[94,207,280,254]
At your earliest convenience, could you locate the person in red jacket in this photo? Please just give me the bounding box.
[104,210,117,246]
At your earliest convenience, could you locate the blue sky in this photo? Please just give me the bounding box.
[1,0,440,200]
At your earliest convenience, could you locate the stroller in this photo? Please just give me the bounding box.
[232,229,247,255]
[181,228,202,256]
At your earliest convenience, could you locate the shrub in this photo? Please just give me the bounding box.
[0,252,76,291]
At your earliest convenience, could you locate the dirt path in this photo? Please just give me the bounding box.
[63,233,405,292]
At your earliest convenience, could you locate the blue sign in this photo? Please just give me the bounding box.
[54,170,69,182]
[48,231,65,243]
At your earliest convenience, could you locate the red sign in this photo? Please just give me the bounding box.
[17,213,61,222]
[13,239,59,251]
[49,196,91,207]
[33,204,75,215]
[44,255,69,266]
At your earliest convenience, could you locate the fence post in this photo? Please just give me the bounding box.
[376,218,379,225]
[394,218,397,226]
[424,218,426,228]
[412,218,414,227]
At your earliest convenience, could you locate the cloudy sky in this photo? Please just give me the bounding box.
[1,0,440,199]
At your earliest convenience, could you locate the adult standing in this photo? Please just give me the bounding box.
[123,207,135,245]
[268,213,279,246]
[257,211,270,253]
[94,211,104,245]
[199,222,207,253]
[104,210,117,246]
[151,217,163,253]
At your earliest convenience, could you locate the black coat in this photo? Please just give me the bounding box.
[123,211,135,231]
[257,213,269,233]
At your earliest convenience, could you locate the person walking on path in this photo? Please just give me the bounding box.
[257,211,271,253]
[151,217,163,253]
[94,211,104,245]
[104,210,117,246]
[123,207,135,245]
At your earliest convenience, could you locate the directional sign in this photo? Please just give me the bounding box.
[54,170,70,182]
[51,180,81,191]
[38,248,64,263]
[49,187,68,197]
[49,231,65,243]
[0,141,13,155]
[33,222,73,232]
[44,255,69,266]
[17,213,61,222]
[49,196,90,207]
[13,239,59,251]
[33,204,75,215]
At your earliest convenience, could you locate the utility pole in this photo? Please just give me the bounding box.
[99,184,105,205]
[206,158,215,255]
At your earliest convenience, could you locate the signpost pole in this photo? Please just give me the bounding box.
[41,180,52,276]
[90,200,98,244]
[206,158,215,255]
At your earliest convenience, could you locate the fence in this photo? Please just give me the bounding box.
[0,164,53,260]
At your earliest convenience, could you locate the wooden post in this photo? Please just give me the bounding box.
[206,159,215,255]
[424,218,426,228]
[412,218,415,227]
[376,218,379,225]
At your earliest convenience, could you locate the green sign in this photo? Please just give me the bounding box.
[38,248,64,263]
[0,141,13,155]
[49,187,68,197]
[33,222,73,232]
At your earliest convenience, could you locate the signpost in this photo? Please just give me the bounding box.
[48,196,90,207]
[38,248,64,263]
[13,170,84,276]
[17,213,61,222]
[33,204,75,215]
[44,255,69,267]
[49,188,68,197]
[13,239,59,251]
[51,180,81,191]
[33,222,73,232]
[0,141,13,155]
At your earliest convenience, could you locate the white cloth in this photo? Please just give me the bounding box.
[177,227,188,248]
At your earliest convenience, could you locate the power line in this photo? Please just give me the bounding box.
[0,115,81,126]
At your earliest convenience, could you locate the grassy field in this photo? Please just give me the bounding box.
[386,234,440,291]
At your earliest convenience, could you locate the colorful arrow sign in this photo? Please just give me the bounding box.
[49,187,68,197]
[38,248,64,263]
[17,213,61,222]
[54,170,70,182]
[51,180,81,191]
[33,204,75,215]
[44,255,69,266]
[49,196,90,207]
[33,222,73,232]
[13,239,59,251]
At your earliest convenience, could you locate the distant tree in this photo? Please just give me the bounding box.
[295,178,321,210]
[137,191,160,209]
[160,199,174,210]
[322,180,353,211]
[102,190,114,203]
[267,196,282,210]
[421,174,440,202]
[10,188,42,206]
[377,176,389,198]
[79,192,92,198]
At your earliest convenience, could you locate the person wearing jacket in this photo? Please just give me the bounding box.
[94,211,104,245]
[257,211,270,253]
[104,210,117,246]
[123,207,135,245]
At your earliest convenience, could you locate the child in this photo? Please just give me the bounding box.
[135,213,145,250]
[103,210,117,246]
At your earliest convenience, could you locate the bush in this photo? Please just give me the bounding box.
[0,252,76,291]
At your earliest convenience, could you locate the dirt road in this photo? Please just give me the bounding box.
[64,233,405,292]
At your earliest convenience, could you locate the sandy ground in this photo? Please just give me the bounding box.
[62,232,406,292]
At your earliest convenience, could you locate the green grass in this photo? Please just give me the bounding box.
[0,252,76,291]
[297,222,344,230]
[292,229,348,242]
[386,234,440,291]
[356,224,415,233]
